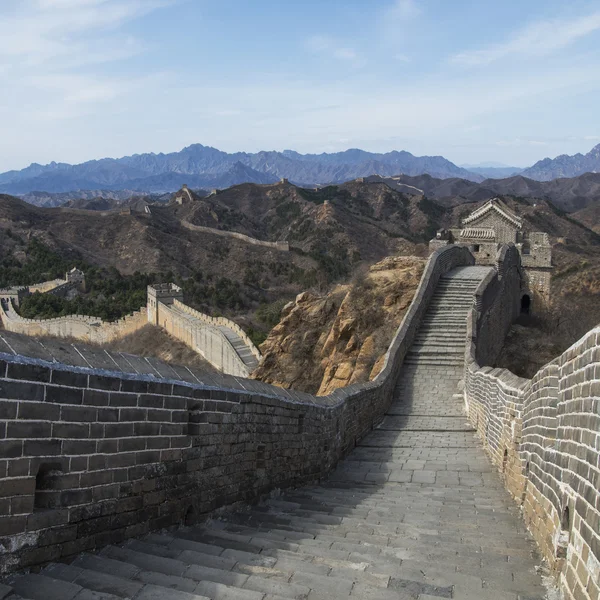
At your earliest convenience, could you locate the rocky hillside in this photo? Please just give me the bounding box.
[252,256,425,395]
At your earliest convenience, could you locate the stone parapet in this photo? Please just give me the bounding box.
[0,301,147,345]
[172,300,262,364]
[0,245,474,575]
[465,246,600,600]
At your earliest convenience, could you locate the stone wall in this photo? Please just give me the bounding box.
[470,244,522,367]
[0,245,475,575]
[155,301,251,377]
[465,259,600,600]
[181,220,290,251]
[172,300,261,363]
[0,303,148,346]
[28,280,67,295]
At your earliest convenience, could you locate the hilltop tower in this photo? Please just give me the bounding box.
[147,283,183,325]
[430,198,552,310]
[66,267,86,292]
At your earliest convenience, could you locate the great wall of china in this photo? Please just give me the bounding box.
[0,280,261,377]
[0,244,598,599]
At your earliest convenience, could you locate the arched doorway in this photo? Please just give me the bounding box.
[521,294,531,315]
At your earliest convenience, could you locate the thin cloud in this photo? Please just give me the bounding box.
[451,11,600,66]
[0,0,169,68]
[306,35,364,66]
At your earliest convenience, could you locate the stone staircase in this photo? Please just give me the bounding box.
[216,325,259,371]
[404,267,492,367]
[4,266,550,600]
[167,304,259,373]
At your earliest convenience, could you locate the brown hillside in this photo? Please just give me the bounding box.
[252,256,425,395]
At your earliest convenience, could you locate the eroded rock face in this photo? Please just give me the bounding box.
[252,256,425,395]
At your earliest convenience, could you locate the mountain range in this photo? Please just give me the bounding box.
[2,142,600,197]
[0,145,485,195]
[366,171,600,212]
[521,143,600,181]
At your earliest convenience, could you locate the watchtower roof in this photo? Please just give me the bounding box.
[462,198,522,229]
[460,227,496,240]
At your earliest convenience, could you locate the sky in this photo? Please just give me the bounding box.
[1,0,600,172]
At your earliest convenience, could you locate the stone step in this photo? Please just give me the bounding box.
[403,357,463,366]
[413,335,465,344]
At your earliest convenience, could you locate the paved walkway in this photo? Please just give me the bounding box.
[7,267,549,599]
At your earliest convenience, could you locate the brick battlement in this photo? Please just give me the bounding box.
[1,243,599,600]
[464,247,600,600]
[0,245,475,576]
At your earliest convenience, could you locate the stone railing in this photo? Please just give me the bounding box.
[0,244,474,575]
[157,301,251,377]
[465,246,600,600]
[172,300,262,363]
[0,301,148,345]
[181,220,290,251]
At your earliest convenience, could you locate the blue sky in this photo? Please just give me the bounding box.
[1,0,599,171]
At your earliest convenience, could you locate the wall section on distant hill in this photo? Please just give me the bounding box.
[0,302,147,345]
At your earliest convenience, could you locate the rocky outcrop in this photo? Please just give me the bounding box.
[252,256,425,395]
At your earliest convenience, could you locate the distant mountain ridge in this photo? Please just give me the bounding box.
[365,171,600,212]
[0,144,484,195]
[522,143,600,181]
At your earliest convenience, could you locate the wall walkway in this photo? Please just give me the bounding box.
[4,263,551,599]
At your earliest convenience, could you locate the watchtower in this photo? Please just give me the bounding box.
[147,283,183,325]
[66,267,86,292]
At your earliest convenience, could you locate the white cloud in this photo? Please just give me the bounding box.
[306,35,364,66]
[0,0,168,69]
[451,11,600,66]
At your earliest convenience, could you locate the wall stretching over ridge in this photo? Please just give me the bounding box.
[181,220,290,251]
[0,245,475,575]
[172,300,261,364]
[28,279,67,295]
[465,246,600,600]
[0,303,148,346]
[156,301,252,377]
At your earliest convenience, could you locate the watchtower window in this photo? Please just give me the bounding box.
[521,295,531,315]
[473,244,480,252]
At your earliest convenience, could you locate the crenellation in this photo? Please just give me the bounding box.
[465,254,600,598]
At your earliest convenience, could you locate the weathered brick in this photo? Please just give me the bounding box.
[0,380,44,401]
[51,369,88,388]
[6,363,51,383]
[17,402,60,421]
[45,385,83,405]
